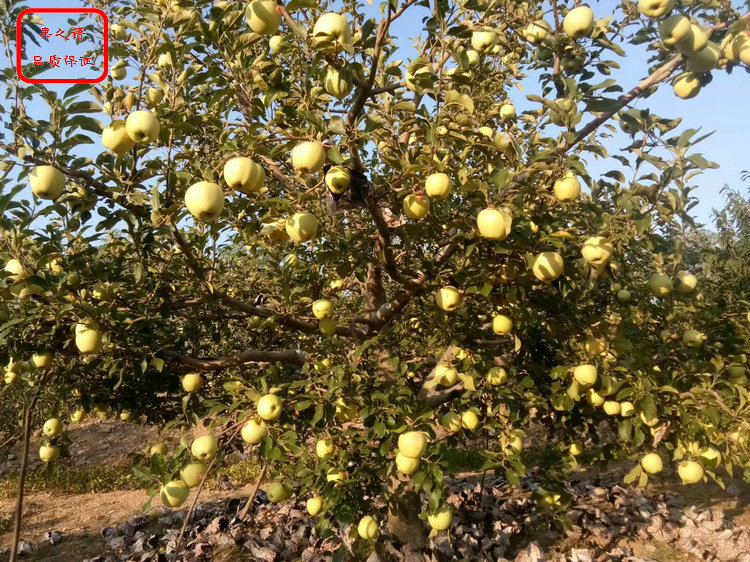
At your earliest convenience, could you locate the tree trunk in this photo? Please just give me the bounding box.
[386,484,428,554]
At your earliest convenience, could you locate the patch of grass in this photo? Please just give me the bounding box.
[0,463,139,499]
[212,458,262,487]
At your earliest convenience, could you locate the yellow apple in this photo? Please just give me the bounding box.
[324,166,351,194]
[30,165,65,200]
[647,273,672,297]
[523,21,550,44]
[312,13,351,50]
[75,322,103,354]
[603,401,621,416]
[101,121,135,156]
[638,0,674,17]
[461,410,479,430]
[223,157,265,193]
[721,32,750,63]
[569,442,583,456]
[581,236,614,265]
[500,103,516,120]
[120,410,131,421]
[125,110,160,144]
[486,366,507,385]
[184,181,224,222]
[659,15,691,46]
[553,172,581,202]
[640,412,660,427]
[563,6,595,40]
[425,173,452,200]
[180,462,207,487]
[549,98,577,126]
[682,329,704,348]
[357,516,378,539]
[677,460,704,484]
[286,212,319,243]
[71,408,85,423]
[586,388,605,407]
[492,314,513,335]
[434,363,458,387]
[573,364,597,388]
[398,431,427,458]
[676,24,709,56]
[435,286,461,312]
[269,35,288,53]
[157,53,172,68]
[463,49,480,68]
[532,252,564,283]
[441,412,462,432]
[43,418,62,437]
[312,299,333,319]
[427,506,453,531]
[4,259,28,283]
[326,468,347,482]
[675,271,697,294]
[324,68,353,99]
[672,72,701,99]
[620,401,635,417]
[471,29,497,53]
[640,453,663,474]
[191,435,218,461]
[181,373,204,392]
[316,438,335,459]
[585,336,608,356]
[110,66,126,80]
[160,480,189,508]
[146,88,163,104]
[316,318,335,336]
[476,208,508,240]
[150,443,168,456]
[241,418,268,444]
[111,23,127,40]
[403,194,430,220]
[306,496,323,516]
[31,352,52,370]
[257,394,282,420]
[686,41,720,73]
[246,0,281,34]
[396,452,420,475]
[39,445,60,462]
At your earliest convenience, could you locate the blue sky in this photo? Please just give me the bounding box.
[16,0,750,228]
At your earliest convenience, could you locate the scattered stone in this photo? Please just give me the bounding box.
[41,530,63,545]
[16,540,32,556]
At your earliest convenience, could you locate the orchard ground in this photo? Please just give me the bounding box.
[0,418,750,560]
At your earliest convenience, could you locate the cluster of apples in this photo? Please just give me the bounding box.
[639,451,708,484]
[637,0,750,99]
[572,364,636,417]
[159,433,219,508]
[312,298,336,336]
[2,352,52,385]
[38,417,64,463]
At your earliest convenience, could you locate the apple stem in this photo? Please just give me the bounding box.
[239,462,268,521]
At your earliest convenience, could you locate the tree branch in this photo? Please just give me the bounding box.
[165,348,307,369]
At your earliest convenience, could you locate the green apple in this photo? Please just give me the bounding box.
[476,208,508,240]
[306,496,323,515]
[602,401,621,416]
[675,271,697,294]
[640,453,663,474]
[357,515,378,539]
[324,166,351,194]
[398,431,427,458]
[563,6,595,39]
[111,23,127,40]
[673,72,701,99]
[425,173,452,200]
[402,194,430,220]
[532,252,564,283]
[506,434,523,454]
[223,157,265,193]
[30,165,65,200]
[427,506,453,531]
[312,13,350,51]
[471,29,497,53]
[640,411,660,427]
[146,87,163,105]
[43,418,62,438]
[638,0,674,17]
[441,412,461,432]
[31,352,53,370]
[395,451,420,475]
[620,401,635,417]
[486,366,507,385]
[241,418,268,444]
[181,373,204,392]
[682,329,704,348]
[677,460,704,484]
[492,314,513,335]
[523,21,550,44]
[319,318,337,336]
[110,66,127,80]
[573,364,597,388]
[569,442,583,456]
[180,462,208,487]
[461,410,479,430]
[659,15,691,47]
[257,394,282,420]
[463,49,480,68]
[686,41,720,73]
[728,363,746,378]
[285,212,319,243]
[102,120,136,156]
[647,273,672,297]
[157,53,172,68]
[312,299,334,319]
[269,34,289,53]
[75,322,103,354]
[120,410,131,421]
[4,259,28,283]
[184,181,224,222]
[435,363,458,386]
[581,236,614,265]
[191,435,218,461]
[326,468,347,482]
[324,68,353,99]
[676,24,709,56]
[71,408,86,423]
[499,103,516,121]
[585,388,605,407]
[617,289,632,303]
[553,172,581,202]
[316,438,335,459]
[549,98,577,126]
[435,286,461,312]
[161,480,189,507]
[246,0,281,34]
[125,110,160,144]
[39,445,60,462]
[721,32,750,64]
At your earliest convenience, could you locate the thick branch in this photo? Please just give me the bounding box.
[166,348,306,369]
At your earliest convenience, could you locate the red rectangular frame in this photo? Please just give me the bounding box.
[16,8,108,84]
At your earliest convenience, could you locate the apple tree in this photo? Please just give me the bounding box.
[2,0,750,554]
